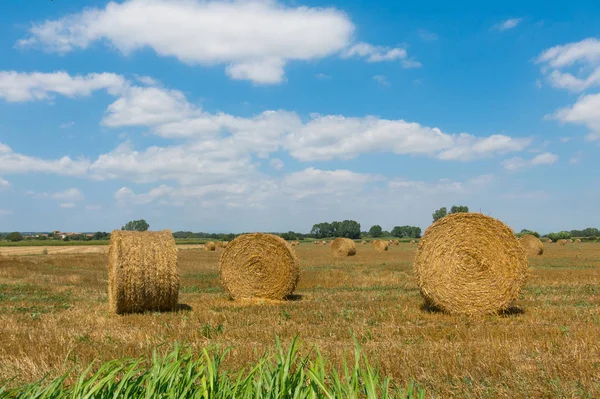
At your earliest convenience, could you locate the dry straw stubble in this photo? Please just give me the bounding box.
[219,233,300,300]
[414,213,528,315]
[519,234,544,256]
[108,230,179,314]
[330,238,356,257]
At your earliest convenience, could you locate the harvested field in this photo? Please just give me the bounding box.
[0,242,599,398]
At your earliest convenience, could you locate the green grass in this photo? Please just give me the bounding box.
[0,337,424,399]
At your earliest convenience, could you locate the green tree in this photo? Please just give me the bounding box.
[547,231,571,241]
[450,205,469,214]
[369,225,383,238]
[280,231,299,241]
[6,232,23,242]
[432,207,447,222]
[518,229,540,238]
[121,219,150,232]
[391,226,422,238]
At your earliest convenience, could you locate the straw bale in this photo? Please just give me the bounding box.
[108,230,179,314]
[330,238,356,257]
[205,242,216,251]
[219,233,299,300]
[557,239,568,246]
[222,241,229,248]
[372,240,389,252]
[575,239,582,243]
[414,213,528,315]
[410,240,416,244]
[392,240,399,246]
[519,234,544,256]
[215,241,223,249]
[361,240,367,245]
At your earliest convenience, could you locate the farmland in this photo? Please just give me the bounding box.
[0,242,599,397]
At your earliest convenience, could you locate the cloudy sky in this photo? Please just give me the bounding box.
[1,0,599,234]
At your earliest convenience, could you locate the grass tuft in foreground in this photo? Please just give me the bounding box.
[0,337,424,399]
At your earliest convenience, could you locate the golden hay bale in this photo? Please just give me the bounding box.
[205,241,216,251]
[108,230,179,314]
[222,241,229,248]
[361,240,367,245]
[557,239,568,246]
[392,240,399,246]
[330,238,356,257]
[219,233,299,300]
[568,239,574,243]
[410,240,416,244]
[547,239,553,243]
[372,240,389,252]
[414,213,528,315]
[215,241,223,249]
[575,239,582,243]
[519,234,544,256]
[313,240,318,245]
[322,241,327,245]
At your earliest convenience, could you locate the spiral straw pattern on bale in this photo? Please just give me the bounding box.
[205,242,216,251]
[519,234,544,256]
[372,240,389,252]
[414,213,528,315]
[330,238,356,257]
[219,233,300,300]
[108,230,179,314]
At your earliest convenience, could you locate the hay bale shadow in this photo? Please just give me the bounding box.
[285,294,303,301]
[420,302,443,314]
[499,306,525,317]
[177,303,193,312]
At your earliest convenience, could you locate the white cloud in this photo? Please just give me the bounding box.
[60,202,76,209]
[502,152,558,170]
[52,188,84,202]
[494,18,523,31]
[0,71,126,102]
[315,73,331,80]
[418,29,438,41]
[60,121,75,129]
[0,177,11,191]
[115,185,174,205]
[551,93,600,141]
[269,158,284,170]
[0,142,90,176]
[373,75,390,86]
[342,42,406,62]
[18,0,355,84]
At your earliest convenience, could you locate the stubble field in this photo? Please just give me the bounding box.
[0,242,599,398]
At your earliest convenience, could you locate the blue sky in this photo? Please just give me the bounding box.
[0,0,599,234]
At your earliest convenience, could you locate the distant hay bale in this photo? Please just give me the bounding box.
[392,240,399,246]
[568,239,574,243]
[314,240,318,245]
[575,239,582,243]
[372,240,389,252]
[547,239,553,243]
[215,241,223,249]
[219,233,299,300]
[557,239,568,246]
[414,213,528,315]
[108,230,179,314]
[330,238,356,257]
[205,242,216,251]
[410,240,416,244]
[519,234,544,256]
[322,241,327,245]
[361,240,367,245]
[222,241,229,248]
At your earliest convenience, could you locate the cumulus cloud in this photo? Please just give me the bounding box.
[51,188,84,202]
[18,0,356,84]
[493,18,522,31]
[269,158,284,170]
[551,93,600,141]
[0,71,125,102]
[0,142,90,176]
[373,75,390,86]
[0,177,11,191]
[502,152,558,170]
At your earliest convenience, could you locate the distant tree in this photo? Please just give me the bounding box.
[280,231,299,241]
[121,219,150,232]
[93,232,110,240]
[391,226,422,238]
[7,232,23,242]
[369,225,383,238]
[518,229,540,238]
[450,205,469,214]
[547,231,572,242]
[310,220,360,239]
[432,207,447,222]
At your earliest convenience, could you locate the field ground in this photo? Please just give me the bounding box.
[0,242,599,398]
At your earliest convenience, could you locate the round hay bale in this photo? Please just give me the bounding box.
[575,239,582,243]
[547,239,553,243]
[215,241,223,249]
[361,240,367,245]
[519,234,544,256]
[372,240,389,252]
[414,213,528,315]
[108,230,179,314]
[330,238,356,257]
[219,233,299,300]
[222,241,229,248]
[205,242,216,251]
[557,239,568,246]
[392,240,399,246]
[410,240,416,244]
[322,241,327,245]
[568,239,574,243]
[314,240,318,245]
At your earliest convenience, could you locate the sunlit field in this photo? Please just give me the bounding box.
[1,242,599,397]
